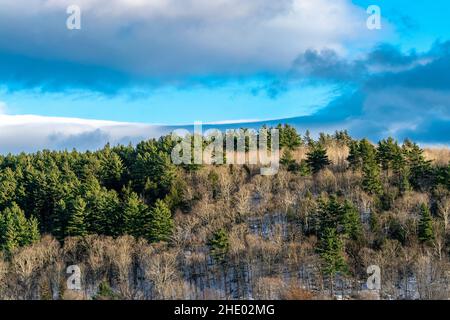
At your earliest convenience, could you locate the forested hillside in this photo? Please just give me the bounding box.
[0,125,449,299]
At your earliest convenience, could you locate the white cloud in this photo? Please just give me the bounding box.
[0,114,168,153]
[0,0,386,80]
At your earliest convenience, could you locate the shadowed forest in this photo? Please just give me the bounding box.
[0,125,449,300]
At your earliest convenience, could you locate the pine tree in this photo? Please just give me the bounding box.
[82,176,103,234]
[298,159,312,176]
[405,143,431,190]
[360,139,382,195]
[317,196,341,234]
[377,137,398,176]
[0,214,18,252]
[66,197,87,237]
[436,163,450,190]
[317,228,348,293]
[280,149,294,166]
[81,176,121,236]
[369,211,381,233]
[278,124,302,150]
[392,146,410,193]
[359,139,376,163]
[333,130,352,146]
[99,189,121,236]
[52,199,67,241]
[0,167,17,211]
[418,203,434,244]
[147,199,173,243]
[306,143,330,173]
[341,200,363,241]
[304,130,313,147]
[133,141,176,202]
[94,281,120,300]
[99,147,124,190]
[280,150,302,173]
[317,196,362,240]
[318,133,333,147]
[347,140,362,170]
[122,191,148,238]
[208,228,230,262]
[362,161,382,195]
[25,216,40,245]
[0,203,40,251]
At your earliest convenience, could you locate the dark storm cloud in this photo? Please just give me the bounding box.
[279,41,450,144]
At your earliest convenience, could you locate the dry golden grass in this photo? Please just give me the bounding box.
[291,144,349,165]
[280,283,317,300]
[206,144,449,167]
[62,290,86,300]
[352,290,381,300]
[424,147,450,165]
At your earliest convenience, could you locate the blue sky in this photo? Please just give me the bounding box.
[353,0,450,50]
[0,0,449,151]
[1,81,336,125]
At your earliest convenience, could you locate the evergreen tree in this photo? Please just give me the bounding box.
[112,143,136,178]
[347,140,362,170]
[0,127,447,260]
[147,199,173,243]
[0,209,19,251]
[157,135,178,156]
[318,133,333,147]
[341,200,363,241]
[82,176,104,233]
[317,196,341,234]
[369,211,381,233]
[418,203,434,244]
[133,141,176,202]
[280,150,301,173]
[96,189,121,237]
[359,139,376,163]
[362,161,383,195]
[278,124,302,150]
[377,137,398,175]
[66,197,87,237]
[304,130,313,147]
[317,196,362,240]
[298,159,312,176]
[317,227,348,292]
[333,130,352,146]
[94,281,120,300]
[0,203,39,251]
[0,167,17,211]
[83,176,121,236]
[208,228,230,262]
[25,216,40,245]
[52,199,68,241]
[122,191,149,238]
[99,146,124,190]
[436,163,450,190]
[405,143,431,190]
[360,139,382,195]
[280,149,295,167]
[392,146,410,193]
[306,143,330,173]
